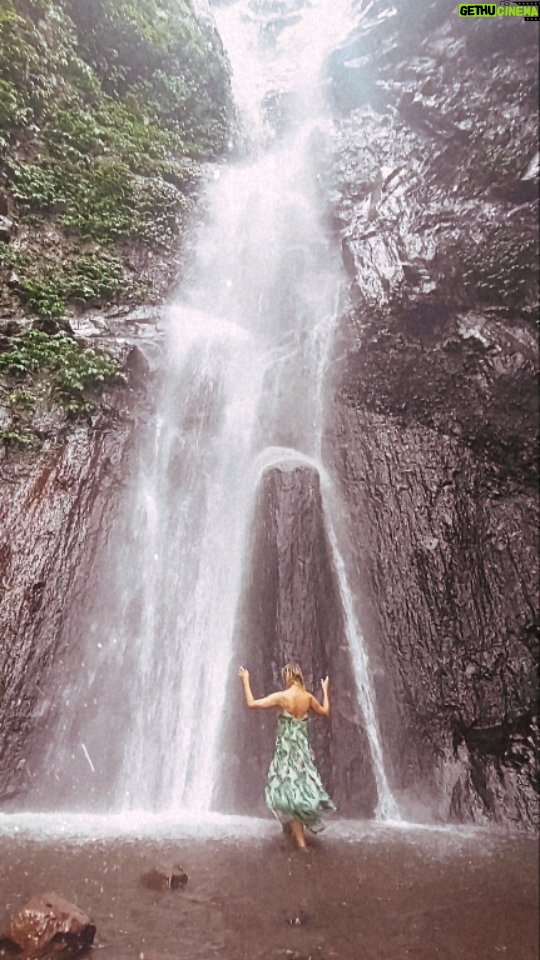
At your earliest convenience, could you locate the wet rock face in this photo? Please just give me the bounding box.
[327,408,538,826]
[140,865,188,891]
[216,462,378,817]
[0,388,145,803]
[0,892,95,959]
[325,0,539,826]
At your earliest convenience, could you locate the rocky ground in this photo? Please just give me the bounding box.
[0,820,538,960]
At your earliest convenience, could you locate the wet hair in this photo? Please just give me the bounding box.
[282,661,305,689]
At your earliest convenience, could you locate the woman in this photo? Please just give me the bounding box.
[238,661,335,850]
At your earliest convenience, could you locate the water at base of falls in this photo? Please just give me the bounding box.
[2,817,535,960]
[26,0,398,821]
[0,809,482,843]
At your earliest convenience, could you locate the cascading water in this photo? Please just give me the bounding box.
[30,0,398,820]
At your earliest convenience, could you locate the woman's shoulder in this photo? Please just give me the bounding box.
[282,688,313,714]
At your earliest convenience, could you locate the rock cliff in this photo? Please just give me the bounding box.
[324,0,538,827]
[0,0,537,829]
[217,461,378,817]
[0,0,232,801]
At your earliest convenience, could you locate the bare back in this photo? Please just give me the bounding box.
[280,685,316,718]
[238,667,329,717]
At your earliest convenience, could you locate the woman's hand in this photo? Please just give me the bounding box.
[310,676,330,716]
[238,666,250,681]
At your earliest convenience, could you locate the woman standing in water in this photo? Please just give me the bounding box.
[238,662,335,850]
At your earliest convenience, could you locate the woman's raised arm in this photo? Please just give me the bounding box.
[310,676,330,716]
[238,666,285,710]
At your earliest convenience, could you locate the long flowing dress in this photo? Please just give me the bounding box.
[265,711,335,832]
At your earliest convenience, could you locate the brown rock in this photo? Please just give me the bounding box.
[215,462,378,818]
[0,215,14,242]
[0,892,96,958]
[0,399,140,804]
[140,865,188,891]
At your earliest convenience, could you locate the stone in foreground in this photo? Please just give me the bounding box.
[140,865,188,891]
[0,892,96,958]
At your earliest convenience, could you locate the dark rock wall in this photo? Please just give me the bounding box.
[216,462,378,817]
[325,0,539,827]
[327,405,538,826]
[0,388,145,801]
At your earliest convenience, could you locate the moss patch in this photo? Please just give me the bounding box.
[0,329,126,435]
[1,244,133,320]
[0,0,232,320]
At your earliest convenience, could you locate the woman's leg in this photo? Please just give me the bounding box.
[290,820,307,850]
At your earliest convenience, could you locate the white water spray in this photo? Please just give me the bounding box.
[31,0,399,820]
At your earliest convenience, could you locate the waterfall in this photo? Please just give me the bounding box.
[30,0,398,820]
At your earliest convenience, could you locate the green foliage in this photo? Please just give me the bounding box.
[0,0,85,130]
[43,95,201,170]
[0,0,231,154]
[23,253,125,318]
[10,155,188,245]
[5,388,36,411]
[0,4,38,96]
[0,329,125,414]
[62,252,125,301]
[0,243,17,273]
[9,161,59,210]
[18,274,69,320]
[0,428,36,447]
[64,0,231,152]
[0,78,30,131]
[0,0,232,331]
[0,0,231,243]
[1,246,127,319]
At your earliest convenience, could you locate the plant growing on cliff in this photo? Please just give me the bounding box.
[0,329,125,416]
[64,0,231,150]
[1,247,129,319]
[0,78,30,151]
[0,428,36,448]
[6,388,36,412]
[0,0,232,329]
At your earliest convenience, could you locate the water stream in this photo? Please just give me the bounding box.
[29,0,398,820]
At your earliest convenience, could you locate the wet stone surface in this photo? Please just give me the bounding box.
[217,463,378,819]
[0,398,145,805]
[325,0,539,828]
[0,825,537,960]
[0,891,96,959]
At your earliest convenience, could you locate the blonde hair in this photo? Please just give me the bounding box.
[281,661,305,689]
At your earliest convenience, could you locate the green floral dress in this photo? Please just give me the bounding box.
[265,711,335,832]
